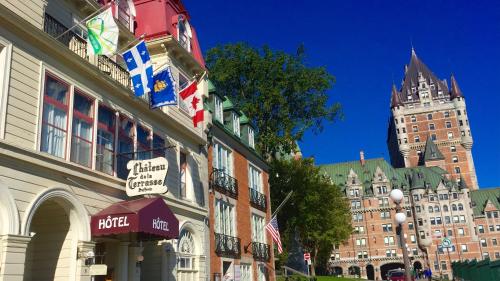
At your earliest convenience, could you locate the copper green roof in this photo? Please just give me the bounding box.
[208,80,216,92]
[424,137,445,161]
[222,98,235,110]
[319,158,457,195]
[471,188,500,216]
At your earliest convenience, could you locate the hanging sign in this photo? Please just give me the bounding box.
[126,157,168,196]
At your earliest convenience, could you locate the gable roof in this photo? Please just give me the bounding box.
[423,136,445,161]
[471,188,500,216]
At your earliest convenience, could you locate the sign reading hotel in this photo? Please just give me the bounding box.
[126,157,168,196]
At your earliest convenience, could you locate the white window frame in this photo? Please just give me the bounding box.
[248,163,262,193]
[0,37,12,139]
[215,199,235,236]
[248,126,255,148]
[251,213,266,243]
[214,95,223,123]
[232,113,240,137]
[212,140,233,175]
[240,264,252,281]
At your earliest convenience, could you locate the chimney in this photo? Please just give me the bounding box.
[359,150,365,166]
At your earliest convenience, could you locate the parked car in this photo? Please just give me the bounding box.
[387,270,415,281]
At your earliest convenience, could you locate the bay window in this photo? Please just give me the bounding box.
[70,91,94,167]
[41,75,69,158]
[117,115,134,179]
[96,105,115,175]
[136,126,151,160]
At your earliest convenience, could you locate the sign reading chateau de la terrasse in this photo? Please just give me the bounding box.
[126,157,168,197]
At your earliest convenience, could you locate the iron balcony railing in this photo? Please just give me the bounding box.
[214,233,241,259]
[210,168,238,198]
[252,241,270,262]
[43,13,131,89]
[249,188,267,211]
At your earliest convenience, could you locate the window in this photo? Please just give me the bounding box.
[153,134,165,158]
[408,222,414,230]
[458,203,464,211]
[412,125,418,132]
[427,113,433,120]
[252,214,266,243]
[459,120,463,126]
[454,167,461,174]
[492,239,498,246]
[444,111,450,118]
[414,135,420,143]
[215,199,234,235]
[214,95,224,122]
[497,225,500,231]
[483,252,490,259]
[459,215,466,223]
[481,239,487,247]
[353,213,363,222]
[213,142,232,174]
[496,252,500,259]
[457,110,461,116]
[419,231,425,239]
[448,132,453,139]
[461,130,465,136]
[458,228,464,236]
[354,226,365,234]
[70,91,94,167]
[177,17,192,52]
[436,217,442,224]
[416,206,421,213]
[117,115,134,179]
[489,225,494,232]
[441,261,447,270]
[41,75,70,158]
[430,217,436,225]
[351,200,361,209]
[249,165,262,193]
[411,116,416,122]
[402,127,406,133]
[180,152,187,198]
[378,197,389,207]
[453,193,458,199]
[240,264,252,281]
[382,224,393,232]
[96,106,115,175]
[452,204,457,211]
[447,229,453,237]
[445,216,450,224]
[435,206,440,212]
[451,145,456,152]
[248,127,255,148]
[410,235,416,243]
[136,126,152,160]
[384,236,395,245]
[429,123,435,130]
[355,238,366,246]
[232,113,240,137]
[381,211,391,219]
[431,134,437,141]
[178,230,195,269]
[443,205,449,212]
[400,117,404,123]
[453,216,459,223]
[404,138,408,143]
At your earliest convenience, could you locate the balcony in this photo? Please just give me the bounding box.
[249,188,267,211]
[210,169,238,198]
[214,233,241,259]
[43,13,131,89]
[251,242,270,262]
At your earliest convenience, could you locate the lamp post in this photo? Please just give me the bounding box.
[390,188,412,281]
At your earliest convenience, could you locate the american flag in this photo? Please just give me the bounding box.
[265,217,283,253]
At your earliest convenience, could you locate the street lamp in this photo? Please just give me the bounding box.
[390,188,412,281]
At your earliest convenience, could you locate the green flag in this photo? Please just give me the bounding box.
[86,8,119,56]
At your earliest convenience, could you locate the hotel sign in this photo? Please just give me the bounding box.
[126,157,168,197]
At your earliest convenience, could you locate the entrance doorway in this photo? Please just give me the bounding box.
[348,265,361,278]
[366,264,375,280]
[380,263,404,280]
[332,266,343,277]
[23,199,74,281]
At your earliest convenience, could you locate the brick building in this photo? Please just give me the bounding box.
[387,49,478,189]
[319,51,500,280]
[206,82,275,281]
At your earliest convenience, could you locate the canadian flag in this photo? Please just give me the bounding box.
[180,81,204,127]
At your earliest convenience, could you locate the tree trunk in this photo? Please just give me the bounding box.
[310,247,318,277]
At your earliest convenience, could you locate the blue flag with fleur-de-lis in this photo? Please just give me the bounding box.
[122,40,153,96]
[150,67,177,108]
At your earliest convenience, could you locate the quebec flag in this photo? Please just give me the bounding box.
[122,40,153,96]
[150,67,177,109]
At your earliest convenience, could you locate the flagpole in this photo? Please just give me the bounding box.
[271,190,293,219]
[55,2,113,40]
[113,33,146,56]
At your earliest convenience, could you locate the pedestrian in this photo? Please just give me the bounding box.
[427,268,432,281]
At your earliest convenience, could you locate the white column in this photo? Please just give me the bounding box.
[117,242,130,281]
[76,240,96,281]
[0,234,31,281]
[128,244,143,281]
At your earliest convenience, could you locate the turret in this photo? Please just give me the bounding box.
[390,84,403,109]
[450,74,464,100]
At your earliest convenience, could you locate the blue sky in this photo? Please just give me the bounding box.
[185,0,500,188]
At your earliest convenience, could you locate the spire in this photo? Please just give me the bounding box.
[390,84,403,108]
[423,136,445,161]
[410,170,425,190]
[450,74,464,100]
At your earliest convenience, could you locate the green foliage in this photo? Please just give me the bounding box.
[206,43,341,158]
[270,158,352,276]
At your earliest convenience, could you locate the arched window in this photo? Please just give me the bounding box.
[458,203,464,211]
[452,204,457,211]
[443,205,449,212]
[428,206,433,213]
[178,229,195,270]
[434,206,440,212]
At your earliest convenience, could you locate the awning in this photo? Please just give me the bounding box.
[90,197,179,240]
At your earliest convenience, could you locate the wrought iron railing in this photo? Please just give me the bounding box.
[249,188,267,211]
[210,168,238,198]
[214,233,241,259]
[252,241,270,262]
[43,13,131,89]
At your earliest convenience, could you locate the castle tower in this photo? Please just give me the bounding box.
[387,49,479,189]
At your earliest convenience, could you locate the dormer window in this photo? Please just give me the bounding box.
[214,95,223,123]
[232,113,240,137]
[248,127,255,148]
[177,16,192,52]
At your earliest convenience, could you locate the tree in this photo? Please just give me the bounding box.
[206,43,341,158]
[270,158,352,276]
